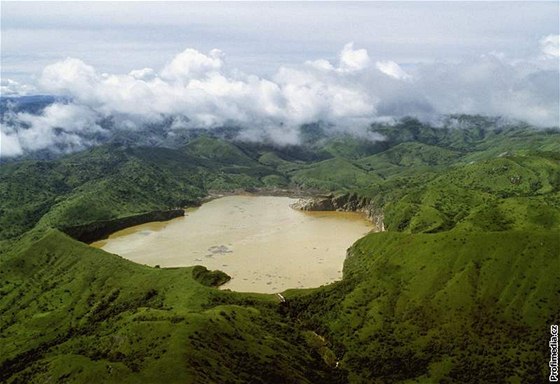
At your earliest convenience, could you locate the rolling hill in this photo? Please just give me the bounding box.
[1,116,559,383]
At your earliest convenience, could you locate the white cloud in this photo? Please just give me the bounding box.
[1,37,559,157]
[306,43,371,74]
[160,48,224,82]
[1,103,106,157]
[36,45,379,130]
[410,53,559,126]
[129,68,156,80]
[0,129,23,157]
[40,58,97,97]
[540,34,559,58]
[338,42,371,72]
[0,79,36,96]
[375,61,411,80]
[305,59,335,72]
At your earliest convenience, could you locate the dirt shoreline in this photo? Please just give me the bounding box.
[201,187,323,202]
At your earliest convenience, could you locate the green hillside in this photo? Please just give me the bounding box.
[1,117,559,383]
[290,157,377,191]
[1,229,336,383]
[284,230,559,383]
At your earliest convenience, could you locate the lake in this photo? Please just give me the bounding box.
[91,195,373,293]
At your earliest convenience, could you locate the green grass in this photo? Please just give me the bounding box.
[360,142,462,168]
[0,230,337,383]
[284,229,559,383]
[1,117,559,383]
[290,157,379,191]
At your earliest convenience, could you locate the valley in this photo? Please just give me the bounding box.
[0,116,559,383]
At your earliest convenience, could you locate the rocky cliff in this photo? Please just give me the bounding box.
[291,193,385,231]
[60,209,185,243]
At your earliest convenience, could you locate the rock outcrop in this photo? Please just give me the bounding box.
[291,193,385,232]
[61,209,185,243]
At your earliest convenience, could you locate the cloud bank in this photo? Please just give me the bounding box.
[0,79,36,96]
[1,37,559,157]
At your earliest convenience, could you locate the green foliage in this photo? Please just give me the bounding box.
[0,230,335,383]
[321,136,388,160]
[290,158,378,191]
[379,154,560,233]
[1,117,559,383]
[184,135,256,166]
[285,230,559,383]
[361,142,462,168]
[191,266,231,287]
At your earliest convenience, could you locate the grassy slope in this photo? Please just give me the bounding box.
[0,230,337,384]
[290,157,378,191]
[381,154,560,233]
[0,141,275,240]
[284,230,559,383]
[1,118,559,383]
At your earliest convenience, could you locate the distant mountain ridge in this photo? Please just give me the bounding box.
[2,95,558,161]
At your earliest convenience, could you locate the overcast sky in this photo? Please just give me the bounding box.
[2,1,558,83]
[1,1,559,157]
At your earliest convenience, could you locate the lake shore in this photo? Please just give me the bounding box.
[91,195,374,293]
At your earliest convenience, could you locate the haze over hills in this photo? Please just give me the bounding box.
[0,114,559,383]
[2,94,558,161]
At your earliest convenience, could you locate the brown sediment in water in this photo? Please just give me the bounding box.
[91,195,374,293]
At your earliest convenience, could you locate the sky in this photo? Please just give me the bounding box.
[2,1,558,82]
[0,1,559,157]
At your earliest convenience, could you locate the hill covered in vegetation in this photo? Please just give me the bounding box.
[1,116,559,383]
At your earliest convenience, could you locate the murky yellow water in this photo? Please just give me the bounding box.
[91,195,373,293]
